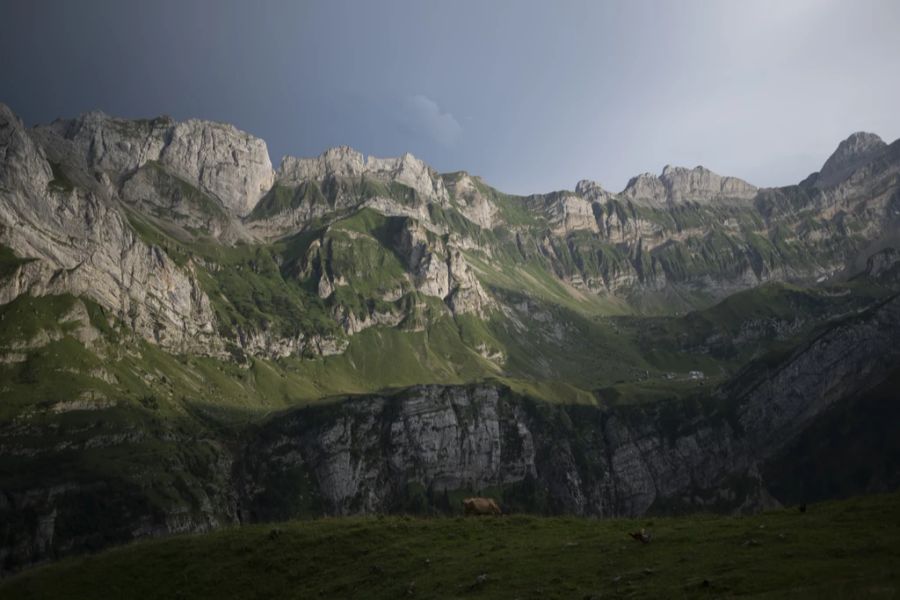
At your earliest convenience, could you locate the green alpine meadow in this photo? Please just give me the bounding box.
[2,492,899,599]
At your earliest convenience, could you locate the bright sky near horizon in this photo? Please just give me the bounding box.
[1,0,899,194]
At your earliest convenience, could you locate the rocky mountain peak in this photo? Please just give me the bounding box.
[816,131,887,188]
[660,164,757,204]
[365,151,430,178]
[31,109,274,217]
[277,146,367,183]
[621,165,756,206]
[278,147,448,206]
[575,179,610,201]
[621,172,668,205]
[0,103,52,191]
[660,164,686,177]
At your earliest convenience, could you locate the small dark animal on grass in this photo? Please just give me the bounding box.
[629,528,652,543]
[462,497,502,516]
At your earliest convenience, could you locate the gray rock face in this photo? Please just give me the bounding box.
[528,192,600,235]
[444,173,498,229]
[621,166,757,206]
[660,165,758,203]
[574,179,611,202]
[251,147,450,241]
[816,132,887,188]
[243,386,533,516]
[621,172,668,205]
[865,247,900,279]
[277,146,367,181]
[0,104,222,354]
[119,162,247,243]
[162,120,275,217]
[0,104,53,190]
[277,147,449,205]
[241,383,751,520]
[396,219,495,316]
[33,110,274,217]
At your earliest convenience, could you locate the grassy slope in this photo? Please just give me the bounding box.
[2,492,898,599]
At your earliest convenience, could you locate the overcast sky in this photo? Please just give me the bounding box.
[1,0,899,194]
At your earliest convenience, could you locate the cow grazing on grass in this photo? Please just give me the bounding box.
[463,497,502,516]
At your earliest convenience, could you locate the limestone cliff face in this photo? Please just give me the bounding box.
[253,147,450,240]
[0,105,222,354]
[0,104,53,189]
[236,385,752,521]
[32,111,274,217]
[119,162,246,243]
[528,192,600,235]
[443,172,498,229]
[619,166,757,207]
[816,132,888,189]
[661,165,758,205]
[278,148,448,205]
[395,219,495,316]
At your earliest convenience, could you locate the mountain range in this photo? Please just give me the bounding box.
[1,103,899,573]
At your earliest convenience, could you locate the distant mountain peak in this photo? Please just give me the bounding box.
[837,131,885,150]
[575,179,609,200]
[277,146,437,182]
[661,164,706,176]
[816,131,887,188]
[620,165,755,206]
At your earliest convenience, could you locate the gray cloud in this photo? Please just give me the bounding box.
[400,95,462,146]
[1,1,898,194]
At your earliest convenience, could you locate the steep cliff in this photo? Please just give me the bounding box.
[0,105,222,355]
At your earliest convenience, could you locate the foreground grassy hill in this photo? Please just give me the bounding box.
[2,492,897,599]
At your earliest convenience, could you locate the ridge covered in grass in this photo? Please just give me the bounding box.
[2,492,898,599]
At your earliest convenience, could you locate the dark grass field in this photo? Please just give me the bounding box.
[1,492,898,599]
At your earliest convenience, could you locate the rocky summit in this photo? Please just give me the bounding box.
[1,103,900,573]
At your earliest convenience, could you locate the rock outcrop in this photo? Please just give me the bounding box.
[239,384,750,520]
[816,132,888,189]
[621,166,757,206]
[865,247,900,280]
[0,104,222,355]
[278,147,448,205]
[444,172,498,229]
[32,111,275,217]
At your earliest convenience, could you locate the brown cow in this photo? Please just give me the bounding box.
[462,497,502,516]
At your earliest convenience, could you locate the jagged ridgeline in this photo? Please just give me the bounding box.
[1,103,899,572]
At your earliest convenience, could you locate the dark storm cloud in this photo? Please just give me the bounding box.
[1,0,898,193]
